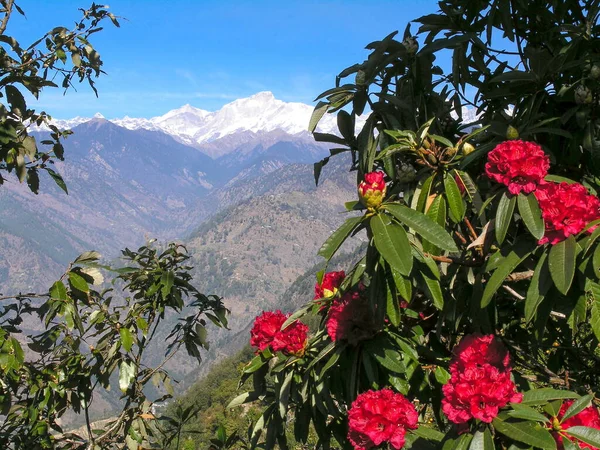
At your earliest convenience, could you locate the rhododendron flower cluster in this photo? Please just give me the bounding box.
[534,181,600,245]
[358,171,387,209]
[347,388,418,450]
[326,291,375,345]
[551,400,600,450]
[442,334,522,424]
[250,310,308,355]
[485,140,550,195]
[314,270,345,299]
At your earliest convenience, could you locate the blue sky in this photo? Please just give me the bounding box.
[9,0,440,118]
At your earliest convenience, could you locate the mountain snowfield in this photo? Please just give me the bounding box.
[42,92,341,153]
[40,91,479,158]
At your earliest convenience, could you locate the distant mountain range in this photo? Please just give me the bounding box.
[38,91,344,156]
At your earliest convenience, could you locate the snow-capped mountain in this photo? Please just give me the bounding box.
[43,92,341,156]
[41,91,479,160]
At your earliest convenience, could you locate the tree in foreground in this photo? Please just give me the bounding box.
[0,3,229,449]
[233,1,600,448]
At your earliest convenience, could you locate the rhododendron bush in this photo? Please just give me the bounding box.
[230,1,600,449]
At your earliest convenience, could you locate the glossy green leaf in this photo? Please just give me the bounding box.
[561,394,594,422]
[565,427,600,448]
[161,270,174,298]
[525,252,552,323]
[492,418,556,449]
[522,388,579,405]
[469,428,494,450]
[318,216,362,261]
[49,280,67,300]
[119,360,136,393]
[549,235,577,295]
[420,270,444,310]
[481,238,536,307]
[496,192,516,245]
[371,214,413,275]
[385,203,458,252]
[119,327,134,352]
[508,403,550,423]
[412,426,445,442]
[518,193,545,240]
[68,271,89,293]
[444,172,465,222]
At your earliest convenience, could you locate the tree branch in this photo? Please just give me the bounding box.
[0,0,14,35]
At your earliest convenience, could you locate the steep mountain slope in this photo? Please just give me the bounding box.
[0,120,221,292]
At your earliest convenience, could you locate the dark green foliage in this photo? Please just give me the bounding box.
[0,1,119,193]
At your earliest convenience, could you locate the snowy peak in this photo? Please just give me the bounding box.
[37,92,343,152]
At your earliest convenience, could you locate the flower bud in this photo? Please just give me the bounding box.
[506,125,519,140]
[589,64,600,80]
[358,171,387,209]
[462,142,475,155]
[575,85,593,105]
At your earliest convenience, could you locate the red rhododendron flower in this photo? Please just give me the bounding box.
[250,310,308,355]
[250,310,287,351]
[442,334,521,424]
[271,320,309,356]
[450,333,511,373]
[326,292,375,345]
[485,140,549,195]
[358,171,387,209]
[535,181,600,245]
[314,271,345,299]
[442,364,522,423]
[551,400,600,449]
[348,388,418,450]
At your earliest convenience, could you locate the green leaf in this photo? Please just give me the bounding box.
[74,251,101,264]
[481,238,536,307]
[564,427,600,448]
[227,391,260,409]
[45,168,68,194]
[385,204,458,252]
[119,360,136,393]
[68,271,89,293]
[392,269,412,302]
[522,388,579,405]
[444,172,465,222]
[421,270,444,309]
[412,426,445,442]
[120,328,134,352]
[161,270,174,298]
[371,214,413,276]
[496,192,516,245]
[318,216,362,261]
[309,101,329,133]
[508,403,550,423]
[492,418,556,449]
[49,280,67,300]
[525,252,552,323]
[278,370,293,418]
[590,283,600,341]
[561,394,594,422]
[549,235,577,295]
[518,193,545,240]
[469,428,494,450]
[423,195,448,254]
